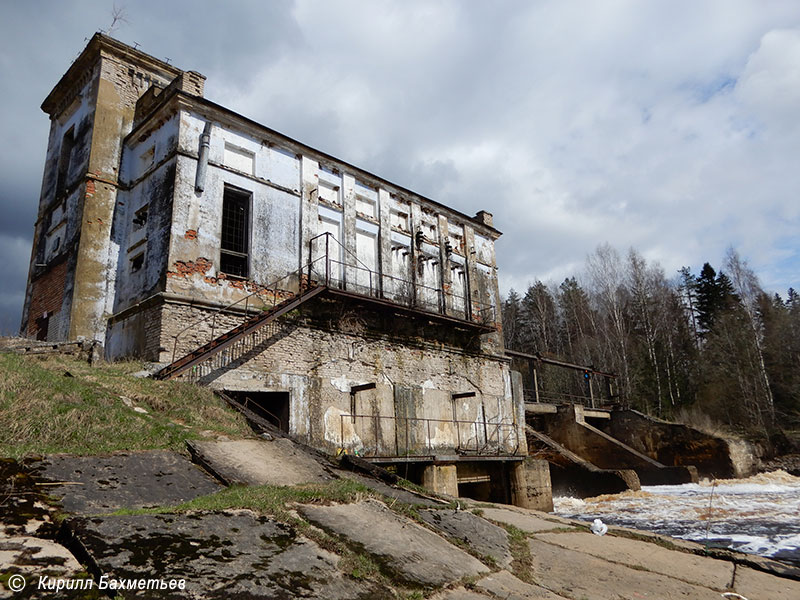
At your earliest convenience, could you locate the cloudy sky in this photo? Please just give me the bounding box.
[1,0,798,334]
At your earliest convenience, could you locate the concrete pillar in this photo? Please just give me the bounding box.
[519,458,554,512]
[299,156,319,273]
[422,464,458,497]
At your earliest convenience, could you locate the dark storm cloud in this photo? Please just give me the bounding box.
[1,0,799,334]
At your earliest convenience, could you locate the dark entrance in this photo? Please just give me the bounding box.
[227,391,290,433]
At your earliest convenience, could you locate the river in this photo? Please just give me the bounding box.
[553,470,800,566]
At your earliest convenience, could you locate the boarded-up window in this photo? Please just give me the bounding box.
[390,208,409,232]
[224,143,255,175]
[315,206,342,284]
[355,220,378,294]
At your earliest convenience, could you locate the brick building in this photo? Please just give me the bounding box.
[22,34,534,503]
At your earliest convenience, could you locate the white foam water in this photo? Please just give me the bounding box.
[552,470,800,565]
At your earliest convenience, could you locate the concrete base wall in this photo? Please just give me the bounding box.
[600,410,756,479]
[137,300,527,461]
[542,405,697,485]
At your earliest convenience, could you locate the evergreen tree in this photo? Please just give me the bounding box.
[501,289,523,351]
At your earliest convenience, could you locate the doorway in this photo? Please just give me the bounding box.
[227,391,290,433]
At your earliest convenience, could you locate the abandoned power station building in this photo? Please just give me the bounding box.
[21,33,538,504]
[24,34,745,507]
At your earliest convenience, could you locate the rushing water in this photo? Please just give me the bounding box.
[553,470,800,566]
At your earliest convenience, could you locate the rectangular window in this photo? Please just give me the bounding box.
[220,186,250,278]
[56,127,75,198]
[132,205,148,231]
[130,252,145,273]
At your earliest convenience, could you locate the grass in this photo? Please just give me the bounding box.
[0,352,251,458]
[501,523,536,584]
[110,478,375,520]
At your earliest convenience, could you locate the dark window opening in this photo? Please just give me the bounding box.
[133,205,149,230]
[35,314,50,342]
[130,253,144,272]
[220,186,250,278]
[228,391,290,433]
[56,127,75,199]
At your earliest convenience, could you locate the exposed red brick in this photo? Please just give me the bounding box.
[168,257,213,278]
[27,261,68,337]
[184,229,198,240]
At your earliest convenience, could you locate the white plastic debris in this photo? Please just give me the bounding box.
[590,518,608,536]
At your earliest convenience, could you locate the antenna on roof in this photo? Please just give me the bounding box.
[133,41,140,50]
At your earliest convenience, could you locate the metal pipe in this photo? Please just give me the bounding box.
[194,121,212,192]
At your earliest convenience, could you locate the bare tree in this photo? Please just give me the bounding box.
[106,4,129,35]
[724,248,775,424]
[586,244,631,400]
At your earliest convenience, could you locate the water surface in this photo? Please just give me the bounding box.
[553,470,800,566]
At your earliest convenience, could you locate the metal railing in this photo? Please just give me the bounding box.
[339,413,521,458]
[309,233,495,324]
[523,389,599,408]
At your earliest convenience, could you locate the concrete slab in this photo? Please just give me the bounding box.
[188,438,334,486]
[299,499,490,587]
[429,588,489,600]
[0,533,82,577]
[534,531,734,589]
[528,538,724,599]
[474,570,569,599]
[418,508,513,568]
[33,451,221,513]
[0,459,58,537]
[69,511,385,599]
[734,565,800,600]
[479,507,571,533]
[429,588,488,600]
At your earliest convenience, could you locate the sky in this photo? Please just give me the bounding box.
[1,0,798,334]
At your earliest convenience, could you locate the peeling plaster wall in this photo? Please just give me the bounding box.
[22,69,98,340]
[164,112,303,308]
[111,113,180,310]
[158,301,524,458]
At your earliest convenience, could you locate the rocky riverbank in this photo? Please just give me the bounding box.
[3,442,800,600]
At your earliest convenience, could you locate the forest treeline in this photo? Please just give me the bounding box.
[502,244,799,437]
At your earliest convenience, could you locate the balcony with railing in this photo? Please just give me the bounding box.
[306,232,496,330]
